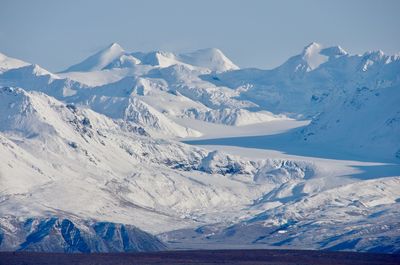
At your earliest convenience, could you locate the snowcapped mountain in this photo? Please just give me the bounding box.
[63,43,238,73]
[0,52,30,73]
[210,42,399,116]
[0,42,399,253]
[278,42,348,73]
[0,86,316,239]
[300,84,400,160]
[206,42,400,159]
[62,43,127,72]
[0,45,278,138]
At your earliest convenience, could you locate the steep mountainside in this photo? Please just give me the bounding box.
[0,216,165,253]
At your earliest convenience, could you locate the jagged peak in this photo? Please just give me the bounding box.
[0,86,54,102]
[282,42,349,73]
[29,64,54,76]
[296,42,327,71]
[362,49,385,59]
[302,42,348,58]
[0,86,26,96]
[359,50,400,65]
[302,42,323,55]
[320,45,348,57]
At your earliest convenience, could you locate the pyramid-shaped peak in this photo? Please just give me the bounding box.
[62,43,126,72]
[107,42,124,51]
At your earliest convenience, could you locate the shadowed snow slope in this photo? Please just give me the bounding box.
[0,216,165,253]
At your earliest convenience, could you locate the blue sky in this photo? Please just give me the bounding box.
[0,0,399,71]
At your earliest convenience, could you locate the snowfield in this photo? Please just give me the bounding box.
[0,42,399,253]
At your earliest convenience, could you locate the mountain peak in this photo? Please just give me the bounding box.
[179,48,239,72]
[279,42,349,73]
[302,42,323,55]
[299,42,327,71]
[106,42,125,53]
[320,45,348,57]
[109,42,122,48]
[62,43,126,72]
[5,63,56,78]
[0,52,30,72]
[363,49,385,59]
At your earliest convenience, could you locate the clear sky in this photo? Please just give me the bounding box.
[0,0,399,72]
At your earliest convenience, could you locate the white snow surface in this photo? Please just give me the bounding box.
[0,42,399,252]
[0,52,30,73]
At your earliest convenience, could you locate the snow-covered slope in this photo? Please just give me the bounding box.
[183,108,289,126]
[0,42,399,253]
[277,42,347,73]
[205,42,400,159]
[0,45,277,138]
[62,43,126,72]
[63,43,238,73]
[0,63,86,98]
[163,176,400,252]
[300,85,400,160]
[178,48,239,72]
[0,52,30,73]
[210,42,399,117]
[0,86,318,250]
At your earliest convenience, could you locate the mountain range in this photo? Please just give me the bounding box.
[0,42,399,253]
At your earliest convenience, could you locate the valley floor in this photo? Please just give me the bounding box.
[1,249,399,265]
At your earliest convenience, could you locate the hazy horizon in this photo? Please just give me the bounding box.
[1,0,399,72]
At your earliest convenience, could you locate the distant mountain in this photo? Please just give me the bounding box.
[301,84,400,160]
[0,52,30,73]
[62,43,238,73]
[210,42,400,116]
[207,42,400,158]
[62,43,126,72]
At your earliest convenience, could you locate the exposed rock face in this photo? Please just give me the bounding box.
[0,216,165,253]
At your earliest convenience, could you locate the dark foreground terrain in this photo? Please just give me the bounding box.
[1,249,400,265]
